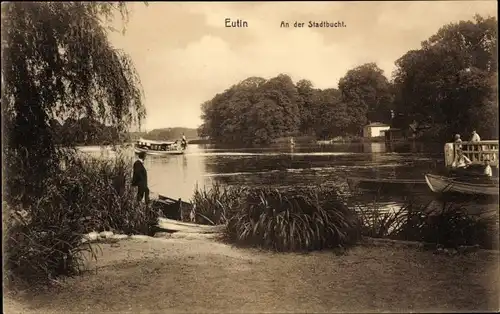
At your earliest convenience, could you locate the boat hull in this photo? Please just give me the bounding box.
[134,147,184,156]
[424,174,499,196]
[347,177,427,193]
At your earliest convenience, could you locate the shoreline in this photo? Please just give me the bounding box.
[5,235,499,313]
[82,229,500,255]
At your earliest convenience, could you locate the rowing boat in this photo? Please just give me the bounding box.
[347,177,427,185]
[151,194,226,233]
[151,194,193,220]
[424,174,499,196]
[157,217,225,233]
[347,176,427,193]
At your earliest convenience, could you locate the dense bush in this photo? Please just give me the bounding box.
[225,187,361,252]
[353,194,494,249]
[3,202,98,287]
[190,182,494,250]
[62,152,159,235]
[4,151,160,288]
[393,203,493,249]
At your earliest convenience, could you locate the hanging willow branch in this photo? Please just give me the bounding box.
[1,2,147,204]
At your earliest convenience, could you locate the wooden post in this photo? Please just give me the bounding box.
[178,198,182,220]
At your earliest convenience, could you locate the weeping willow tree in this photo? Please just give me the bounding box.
[1,2,146,204]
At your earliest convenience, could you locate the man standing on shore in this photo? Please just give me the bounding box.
[132,151,149,204]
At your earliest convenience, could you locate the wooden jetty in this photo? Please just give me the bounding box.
[422,140,499,196]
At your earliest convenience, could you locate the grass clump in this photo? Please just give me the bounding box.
[189,183,247,225]
[189,182,494,251]
[393,203,493,249]
[352,192,494,249]
[3,202,99,288]
[355,201,408,239]
[225,187,361,252]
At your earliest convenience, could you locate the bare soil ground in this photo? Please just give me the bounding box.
[4,236,499,313]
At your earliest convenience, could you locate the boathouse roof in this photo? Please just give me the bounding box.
[365,122,390,128]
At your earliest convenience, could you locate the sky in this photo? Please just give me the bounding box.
[107,1,497,131]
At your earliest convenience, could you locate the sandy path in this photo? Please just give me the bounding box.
[4,236,499,313]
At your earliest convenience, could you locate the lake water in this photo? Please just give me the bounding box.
[79,142,453,208]
[78,142,498,249]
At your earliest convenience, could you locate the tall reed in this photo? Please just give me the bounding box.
[350,190,493,249]
[189,183,247,225]
[393,202,493,248]
[225,187,360,252]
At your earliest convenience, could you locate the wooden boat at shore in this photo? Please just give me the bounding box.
[134,138,186,156]
[151,194,193,220]
[151,194,226,233]
[424,174,499,196]
[157,217,224,234]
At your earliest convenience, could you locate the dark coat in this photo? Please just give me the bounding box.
[131,160,148,188]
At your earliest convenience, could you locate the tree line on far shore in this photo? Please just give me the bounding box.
[199,15,498,145]
[50,118,199,145]
[130,127,198,142]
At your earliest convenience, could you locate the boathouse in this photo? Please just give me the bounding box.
[362,122,391,138]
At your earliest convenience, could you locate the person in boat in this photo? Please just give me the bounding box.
[452,150,472,169]
[131,151,149,204]
[484,159,492,178]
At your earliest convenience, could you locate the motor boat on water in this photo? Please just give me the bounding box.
[134,138,186,156]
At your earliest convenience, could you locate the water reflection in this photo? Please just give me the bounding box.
[361,142,386,154]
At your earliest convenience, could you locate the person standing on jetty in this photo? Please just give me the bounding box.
[470,130,481,142]
[132,151,149,204]
[469,130,482,161]
[454,134,463,148]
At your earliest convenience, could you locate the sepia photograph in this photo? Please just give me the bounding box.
[2,1,499,313]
